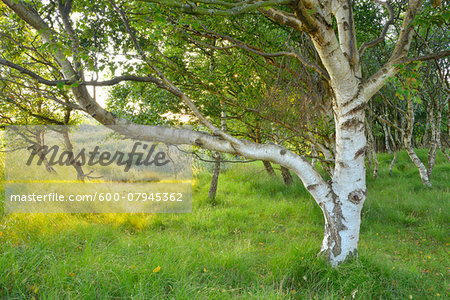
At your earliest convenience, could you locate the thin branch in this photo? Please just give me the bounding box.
[286,44,330,80]
[182,20,329,79]
[0,58,169,87]
[394,50,450,65]
[359,0,395,57]
[367,106,403,132]
[175,146,257,164]
[363,0,424,99]
[258,7,303,32]
[0,96,64,125]
[109,0,243,146]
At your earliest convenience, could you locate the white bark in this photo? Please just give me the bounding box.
[402,93,431,186]
[319,193,363,265]
[382,118,392,153]
[427,104,437,178]
[318,95,367,264]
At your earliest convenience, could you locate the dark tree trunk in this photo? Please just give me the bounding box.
[36,131,56,173]
[62,127,85,181]
[208,152,221,200]
[281,166,293,186]
[262,160,275,176]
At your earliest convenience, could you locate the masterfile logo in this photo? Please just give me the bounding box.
[26,142,171,172]
[4,125,192,213]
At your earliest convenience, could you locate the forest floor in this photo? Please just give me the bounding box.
[0,150,448,299]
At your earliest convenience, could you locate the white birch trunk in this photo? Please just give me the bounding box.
[403,95,431,186]
[427,105,437,178]
[313,83,368,264]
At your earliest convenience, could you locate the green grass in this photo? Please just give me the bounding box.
[0,150,448,299]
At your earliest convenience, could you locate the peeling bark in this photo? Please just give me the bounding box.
[318,186,365,265]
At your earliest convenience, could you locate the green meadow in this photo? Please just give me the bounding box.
[0,150,448,299]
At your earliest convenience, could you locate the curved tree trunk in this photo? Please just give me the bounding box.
[403,93,431,186]
[440,145,450,162]
[405,143,431,186]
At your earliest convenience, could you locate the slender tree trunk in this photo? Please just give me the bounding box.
[441,146,450,162]
[262,160,275,176]
[208,152,221,200]
[366,146,373,170]
[423,103,431,147]
[35,131,56,173]
[403,96,431,186]
[388,126,398,176]
[405,142,431,186]
[427,104,438,178]
[382,122,392,153]
[365,120,379,178]
[394,111,401,146]
[61,127,85,181]
[389,152,397,176]
[281,166,293,185]
[208,100,227,200]
[437,98,450,162]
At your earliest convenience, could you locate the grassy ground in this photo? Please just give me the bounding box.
[0,150,448,299]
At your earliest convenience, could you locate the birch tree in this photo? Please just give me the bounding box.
[0,0,448,265]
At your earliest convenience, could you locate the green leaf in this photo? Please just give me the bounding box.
[56,81,65,90]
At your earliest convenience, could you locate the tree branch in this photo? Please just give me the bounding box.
[362,0,424,100]
[258,7,303,32]
[395,49,450,64]
[359,0,395,58]
[140,0,292,16]
[0,58,171,87]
